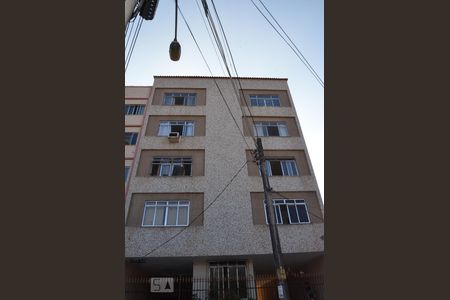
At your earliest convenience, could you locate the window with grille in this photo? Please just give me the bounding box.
[264,199,310,225]
[142,201,190,227]
[250,95,281,107]
[125,132,138,145]
[151,157,192,176]
[163,93,196,106]
[158,121,195,136]
[253,121,288,136]
[124,105,145,115]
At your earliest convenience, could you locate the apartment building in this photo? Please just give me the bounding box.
[125,86,152,187]
[125,76,324,299]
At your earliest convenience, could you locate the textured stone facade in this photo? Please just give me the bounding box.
[125,77,324,260]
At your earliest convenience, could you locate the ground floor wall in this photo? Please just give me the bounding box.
[125,253,323,300]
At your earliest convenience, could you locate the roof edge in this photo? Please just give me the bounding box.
[153,75,288,81]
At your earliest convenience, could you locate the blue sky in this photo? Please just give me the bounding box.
[125,0,324,198]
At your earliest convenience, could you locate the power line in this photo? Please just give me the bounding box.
[143,4,257,256]
[125,16,136,50]
[209,0,259,138]
[125,17,144,72]
[143,160,249,256]
[203,0,259,143]
[178,6,253,150]
[256,0,323,86]
[249,0,324,88]
[194,0,227,76]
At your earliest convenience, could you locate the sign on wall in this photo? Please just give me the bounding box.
[150,277,174,293]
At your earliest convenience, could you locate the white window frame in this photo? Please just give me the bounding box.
[264,159,299,176]
[158,121,195,136]
[142,201,190,227]
[159,163,172,176]
[253,121,288,137]
[163,93,197,106]
[151,157,193,176]
[264,199,310,225]
[249,95,281,107]
[125,105,145,115]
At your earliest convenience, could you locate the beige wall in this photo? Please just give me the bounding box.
[125,145,136,159]
[125,86,152,99]
[125,127,141,133]
[125,115,145,127]
[125,99,147,105]
[250,191,322,225]
[242,116,300,137]
[240,89,291,107]
[125,78,324,258]
[246,150,311,176]
[136,149,205,176]
[127,193,204,226]
[152,88,206,106]
[145,115,206,136]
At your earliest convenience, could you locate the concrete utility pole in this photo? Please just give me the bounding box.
[255,138,291,300]
[125,0,138,27]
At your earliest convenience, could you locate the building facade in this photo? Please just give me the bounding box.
[125,76,324,299]
[125,86,152,188]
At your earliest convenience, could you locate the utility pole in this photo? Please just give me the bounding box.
[255,137,291,300]
[125,0,138,27]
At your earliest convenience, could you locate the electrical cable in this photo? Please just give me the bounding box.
[125,16,136,50]
[125,19,130,35]
[211,0,260,141]
[143,160,249,256]
[125,17,140,66]
[249,0,324,88]
[125,17,144,72]
[178,6,253,150]
[126,17,143,69]
[194,0,227,75]
[203,0,259,143]
[256,0,323,87]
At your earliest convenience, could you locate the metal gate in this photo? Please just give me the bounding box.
[125,272,323,300]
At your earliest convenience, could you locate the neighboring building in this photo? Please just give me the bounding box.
[125,76,324,300]
[125,86,152,187]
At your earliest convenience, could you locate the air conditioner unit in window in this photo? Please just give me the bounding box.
[168,132,181,143]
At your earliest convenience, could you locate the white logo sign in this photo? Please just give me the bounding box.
[150,277,174,293]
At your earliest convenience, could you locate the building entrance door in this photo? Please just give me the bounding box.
[209,262,248,299]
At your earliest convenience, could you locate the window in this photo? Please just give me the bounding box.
[125,132,138,145]
[264,159,298,176]
[125,166,130,182]
[142,201,190,227]
[125,105,145,115]
[158,121,194,136]
[253,121,288,136]
[163,93,196,106]
[209,262,247,299]
[250,95,281,107]
[151,157,192,176]
[264,199,310,224]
